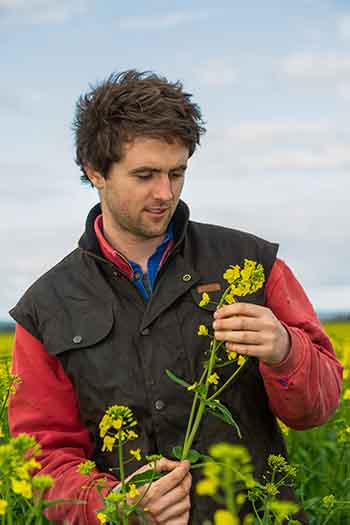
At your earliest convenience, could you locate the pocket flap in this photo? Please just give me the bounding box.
[42,298,115,356]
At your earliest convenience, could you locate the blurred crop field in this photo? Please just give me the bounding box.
[0,331,14,360]
[0,321,350,524]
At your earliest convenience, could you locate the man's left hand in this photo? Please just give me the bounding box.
[213,302,291,366]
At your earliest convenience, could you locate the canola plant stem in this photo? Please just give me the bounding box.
[118,440,128,525]
[181,369,207,460]
[207,359,248,402]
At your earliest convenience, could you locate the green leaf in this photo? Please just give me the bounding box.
[172,446,203,463]
[172,445,183,459]
[125,469,163,487]
[165,369,190,388]
[205,399,242,438]
[187,448,202,464]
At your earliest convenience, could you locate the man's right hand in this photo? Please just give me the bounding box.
[116,457,192,524]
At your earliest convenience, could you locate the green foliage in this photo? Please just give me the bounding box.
[285,321,350,525]
[1,321,350,524]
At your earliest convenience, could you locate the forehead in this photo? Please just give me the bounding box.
[121,136,189,169]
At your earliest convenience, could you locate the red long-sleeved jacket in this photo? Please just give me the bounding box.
[9,258,342,524]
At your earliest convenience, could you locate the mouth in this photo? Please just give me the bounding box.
[145,207,169,217]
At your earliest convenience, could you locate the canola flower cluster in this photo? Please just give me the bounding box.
[0,362,20,418]
[196,443,255,525]
[0,434,53,508]
[196,443,303,525]
[222,259,265,304]
[99,405,139,452]
[195,259,264,389]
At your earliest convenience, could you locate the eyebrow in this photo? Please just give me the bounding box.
[129,164,187,175]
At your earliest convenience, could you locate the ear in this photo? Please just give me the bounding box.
[84,164,106,190]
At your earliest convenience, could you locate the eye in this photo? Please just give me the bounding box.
[170,171,185,178]
[137,173,153,180]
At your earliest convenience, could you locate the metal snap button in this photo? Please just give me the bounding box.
[73,335,83,344]
[134,271,142,280]
[154,399,165,411]
[182,274,192,282]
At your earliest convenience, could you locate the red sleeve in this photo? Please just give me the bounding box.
[9,324,117,524]
[259,258,343,430]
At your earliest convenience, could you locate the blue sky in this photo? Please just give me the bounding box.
[1,0,350,319]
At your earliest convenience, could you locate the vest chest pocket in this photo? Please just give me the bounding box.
[41,299,115,357]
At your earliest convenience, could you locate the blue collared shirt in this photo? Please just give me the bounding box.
[129,222,174,301]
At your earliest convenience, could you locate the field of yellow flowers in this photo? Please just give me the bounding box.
[0,321,349,524]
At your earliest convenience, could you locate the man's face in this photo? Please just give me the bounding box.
[91,137,189,242]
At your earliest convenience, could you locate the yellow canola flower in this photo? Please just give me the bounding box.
[97,512,107,524]
[199,292,210,307]
[225,293,236,305]
[99,405,137,440]
[112,418,123,430]
[323,494,336,509]
[102,435,116,452]
[128,483,139,498]
[236,492,246,505]
[196,478,219,496]
[0,499,7,516]
[33,474,54,490]
[208,373,219,385]
[237,356,246,366]
[187,382,198,391]
[130,448,142,461]
[78,460,96,475]
[11,478,32,499]
[343,388,350,400]
[223,259,265,298]
[126,430,139,440]
[214,509,239,525]
[197,324,209,336]
[227,350,237,361]
[223,265,240,284]
[243,515,255,525]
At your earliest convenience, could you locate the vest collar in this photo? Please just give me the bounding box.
[78,200,190,258]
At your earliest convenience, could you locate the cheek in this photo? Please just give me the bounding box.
[173,178,184,197]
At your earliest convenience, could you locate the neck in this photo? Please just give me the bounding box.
[102,217,165,273]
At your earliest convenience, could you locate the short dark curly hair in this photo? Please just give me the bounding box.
[73,69,206,184]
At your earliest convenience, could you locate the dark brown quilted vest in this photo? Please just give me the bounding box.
[10,201,307,524]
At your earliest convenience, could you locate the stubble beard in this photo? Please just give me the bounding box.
[114,207,173,241]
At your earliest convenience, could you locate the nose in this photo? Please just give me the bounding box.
[153,174,174,201]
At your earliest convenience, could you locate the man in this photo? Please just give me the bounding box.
[9,70,342,524]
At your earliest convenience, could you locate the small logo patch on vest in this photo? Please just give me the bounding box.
[196,282,221,293]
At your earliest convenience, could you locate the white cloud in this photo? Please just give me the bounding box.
[228,120,332,145]
[0,0,88,24]
[240,145,350,171]
[307,285,350,314]
[193,58,238,87]
[281,53,350,79]
[116,9,212,31]
[338,14,350,40]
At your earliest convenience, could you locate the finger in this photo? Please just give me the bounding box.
[213,315,262,332]
[155,458,188,473]
[225,342,263,357]
[147,479,191,521]
[157,498,191,523]
[161,511,190,525]
[145,462,190,499]
[214,302,267,319]
[214,330,262,345]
